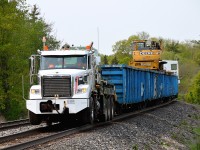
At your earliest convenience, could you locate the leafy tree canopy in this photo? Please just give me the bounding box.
[0,0,60,120]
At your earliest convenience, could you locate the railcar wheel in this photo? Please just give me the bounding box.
[142,101,147,109]
[89,97,94,124]
[29,111,41,125]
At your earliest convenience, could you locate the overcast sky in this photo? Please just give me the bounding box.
[26,0,200,55]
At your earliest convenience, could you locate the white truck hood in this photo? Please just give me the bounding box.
[38,69,88,77]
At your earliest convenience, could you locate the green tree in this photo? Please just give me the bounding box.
[111,56,119,65]
[29,4,40,23]
[164,40,180,53]
[0,0,60,120]
[191,40,200,65]
[0,0,20,115]
[137,31,149,40]
[102,55,109,64]
[112,33,141,64]
[191,40,200,45]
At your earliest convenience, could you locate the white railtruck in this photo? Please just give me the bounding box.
[163,60,180,84]
[27,45,115,125]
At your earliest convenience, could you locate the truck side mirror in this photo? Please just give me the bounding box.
[29,56,35,74]
[29,55,40,85]
[83,73,89,83]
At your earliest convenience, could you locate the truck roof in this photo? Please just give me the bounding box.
[40,50,89,56]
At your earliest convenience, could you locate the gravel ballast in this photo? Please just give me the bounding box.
[32,101,200,150]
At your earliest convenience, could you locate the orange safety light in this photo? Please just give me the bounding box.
[43,45,48,51]
[86,45,91,51]
[86,42,93,51]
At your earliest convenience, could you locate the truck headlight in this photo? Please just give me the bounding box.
[29,85,41,99]
[31,89,40,94]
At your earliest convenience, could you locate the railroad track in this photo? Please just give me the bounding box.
[0,127,44,148]
[0,119,30,131]
[0,100,176,150]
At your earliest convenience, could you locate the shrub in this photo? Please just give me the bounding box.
[185,71,200,105]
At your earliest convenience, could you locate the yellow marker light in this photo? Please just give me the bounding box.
[31,89,35,94]
[77,87,87,94]
[31,89,40,94]
[82,88,87,93]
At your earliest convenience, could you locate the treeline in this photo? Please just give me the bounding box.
[100,32,200,105]
[0,1,199,120]
[0,0,60,120]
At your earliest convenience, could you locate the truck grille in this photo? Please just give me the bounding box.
[42,76,71,97]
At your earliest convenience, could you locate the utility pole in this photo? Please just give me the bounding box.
[97,27,99,52]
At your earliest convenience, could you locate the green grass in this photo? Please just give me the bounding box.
[132,144,138,150]
[190,127,200,150]
[193,128,200,136]
[191,114,200,120]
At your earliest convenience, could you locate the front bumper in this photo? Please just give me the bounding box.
[26,98,89,114]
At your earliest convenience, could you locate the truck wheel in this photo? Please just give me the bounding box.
[46,118,52,126]
[102,96,108,122]
[89,97,94,124]
[107,97,111,121]
[110,97,114,120]
[29,111,41,125]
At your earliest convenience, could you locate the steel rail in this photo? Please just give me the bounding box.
[2,100,176,150]
[2,125,93,150]
[0,119,30,131]
[0,127,45,144]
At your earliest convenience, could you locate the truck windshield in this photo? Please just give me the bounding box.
[40,55,87,70]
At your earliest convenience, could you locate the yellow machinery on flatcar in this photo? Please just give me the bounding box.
[129,40,164,70]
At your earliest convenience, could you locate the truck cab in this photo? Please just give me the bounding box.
[163,60,180,84]
[27,48,101,125]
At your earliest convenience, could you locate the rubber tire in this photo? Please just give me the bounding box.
[110,97,114,120]
[29,111,41,125]
[107,97,111,121]
[101,96,108,122]
[89,97,94,124]
[46,118,52,126]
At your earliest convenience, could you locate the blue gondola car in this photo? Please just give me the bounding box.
[101,65,178,105]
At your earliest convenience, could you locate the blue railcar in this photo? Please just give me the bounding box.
[101,65,178,105]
